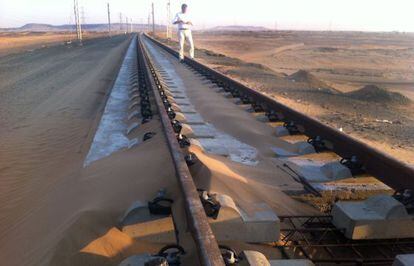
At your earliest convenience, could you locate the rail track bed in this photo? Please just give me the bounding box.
[114,34,414,266]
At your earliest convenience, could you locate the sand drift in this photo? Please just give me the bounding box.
[112,33,414,266]
[143,39,258,166]
[84,38,139,166]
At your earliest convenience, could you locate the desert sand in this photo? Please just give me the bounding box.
[0,35,148,265]
[0,31,111,56]
[192,31,414,99]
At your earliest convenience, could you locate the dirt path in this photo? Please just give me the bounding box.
[0,35,133,265]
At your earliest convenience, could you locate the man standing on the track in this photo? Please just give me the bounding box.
[172,3,194,61]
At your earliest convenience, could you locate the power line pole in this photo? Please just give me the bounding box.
[119,13,123,33]
[81,6,86,34]
[166,0,171,39]
[148,13,151,32]
[81,7,85,25]
[130,18,133,33]
[107,3,111,37]
[73,0,82,44]
[68,15,74,43]
[152,2,155,34]
[125,16,128,34]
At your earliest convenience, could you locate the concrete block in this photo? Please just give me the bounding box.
[119,201,175,242]
[170,102,181,111]
[127,122,139,135]
[189,138,205,151]
[238,251,314,266]
[181,113,205,124]
[130,93,140,101]
[168,89,183,94]
[128,138,140,149]
[166,95,177,104]
[173,112,186,122]
[118,254,151,266]
[270,259,315,266]
[174,112,205,124]
[332,195,414,239]
[170,92,185,98]
[272,141,316,157]
[177,105,197,113]
[275,126,290,137]
[393,254,414,266]
[128,110,140,121]
[181,124,215,138]
[209,194,280,242]
[174,98,191,105]
[171,104,196,114]
[163,89,173,97]
[282,156,352,182]
[119,254,168,266]
[239,250,270,266]
[129,100,140,110]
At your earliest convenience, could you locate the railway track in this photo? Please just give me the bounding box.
[144,34,414,192]
[118,34,414,265]
[136,33,224,266]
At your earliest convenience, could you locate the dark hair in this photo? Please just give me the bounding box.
[181,4,187,9]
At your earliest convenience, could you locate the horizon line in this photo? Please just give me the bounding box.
[1,22,414,34]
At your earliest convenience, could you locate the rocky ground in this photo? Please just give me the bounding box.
[157,32,414,165]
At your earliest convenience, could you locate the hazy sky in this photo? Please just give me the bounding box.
[1,0,414,31]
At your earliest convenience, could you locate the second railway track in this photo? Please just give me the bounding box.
[117,34,414,266]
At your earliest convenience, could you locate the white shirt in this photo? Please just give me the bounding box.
[173,12,191,30]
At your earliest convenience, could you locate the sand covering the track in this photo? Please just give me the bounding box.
[47,132,178,266]
[0,36,177,266]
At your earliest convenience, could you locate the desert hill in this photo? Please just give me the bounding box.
[208,25,269,32]
[287,70,339,93]
[346,85,411,105]
[0,23,165,32]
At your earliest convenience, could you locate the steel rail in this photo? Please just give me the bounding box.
[137,34,225,266]
[143,33,414,192]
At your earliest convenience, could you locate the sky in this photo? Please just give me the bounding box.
[0,0,414,32]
